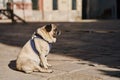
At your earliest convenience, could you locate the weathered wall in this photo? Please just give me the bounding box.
[13,0,33,21]
[41,0,82,22]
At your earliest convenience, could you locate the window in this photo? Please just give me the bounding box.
[72,0,77,10]
[32,0,38,10]
[53,0,58,10]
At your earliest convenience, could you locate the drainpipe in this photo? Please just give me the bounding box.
[39,0,44,20]
[22,0,25,20]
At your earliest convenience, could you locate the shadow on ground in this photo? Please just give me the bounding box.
[99,70,120,78]
[8,60,17,71]
[0,22,120,78]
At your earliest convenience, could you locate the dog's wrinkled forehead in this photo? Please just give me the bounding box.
[45,24,57,32]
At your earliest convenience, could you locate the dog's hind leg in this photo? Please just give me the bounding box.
[21,60,36,73]
[34,65,53,73]
[22,65,33,74]
[21,60,53,73]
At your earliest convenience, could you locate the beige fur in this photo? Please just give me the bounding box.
[16,24,60,73]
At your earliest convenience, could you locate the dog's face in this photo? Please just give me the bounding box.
[37,24,61,43]
[45,24,61,38]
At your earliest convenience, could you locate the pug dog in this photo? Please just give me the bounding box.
[16,24,61,73]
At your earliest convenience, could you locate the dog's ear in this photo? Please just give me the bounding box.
[45,24,52,32]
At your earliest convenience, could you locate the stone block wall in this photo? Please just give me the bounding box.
[0,0,82,22]
[13,0,33,21]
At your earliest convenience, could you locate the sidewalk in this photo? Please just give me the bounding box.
[0,21,120,80]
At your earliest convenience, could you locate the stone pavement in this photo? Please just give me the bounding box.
[0,21,120,80]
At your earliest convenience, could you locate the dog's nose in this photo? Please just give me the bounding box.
[56,30,61,36]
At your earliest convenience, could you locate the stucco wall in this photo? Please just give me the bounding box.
[0,0,82,22]
[40,0,82,22]
[13,0,33,21]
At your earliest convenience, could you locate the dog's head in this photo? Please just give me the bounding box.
[37,24,61,43]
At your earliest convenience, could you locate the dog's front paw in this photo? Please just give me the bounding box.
[44,66,48,69]
[47,63,52,67]
[44,68,53,73]
[40,68,53,73]
[47,69,53,73]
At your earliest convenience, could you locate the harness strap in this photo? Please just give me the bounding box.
[30,38,39,55]
[30,32,52,56]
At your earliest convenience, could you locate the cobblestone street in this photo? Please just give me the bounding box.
[0,21,120,80]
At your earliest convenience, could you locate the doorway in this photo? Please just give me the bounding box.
[117,0,120,19]
[82,0,87,19]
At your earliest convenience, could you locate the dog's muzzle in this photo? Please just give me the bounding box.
[53,30,61,38]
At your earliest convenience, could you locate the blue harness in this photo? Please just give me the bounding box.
[30,32,52,56]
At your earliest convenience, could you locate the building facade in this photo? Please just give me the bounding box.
[0,0,120,22]
[0,0,82,21]
[33,0,120,20]
[33,0,82,22]
[0,0,33,21]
